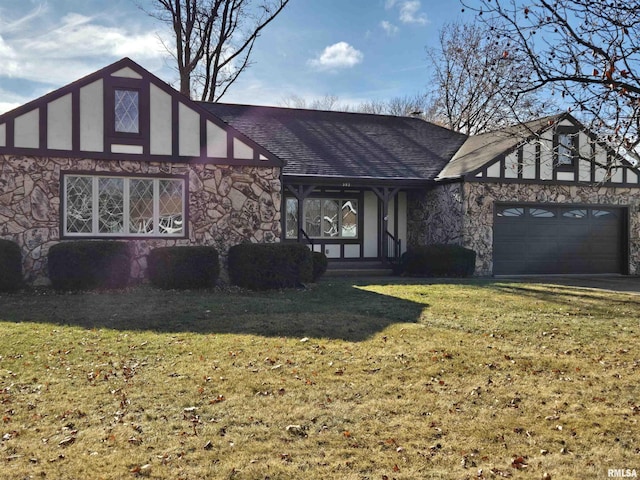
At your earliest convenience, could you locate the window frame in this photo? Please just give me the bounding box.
[285,196,361,240]
[554,126,580,172]
[105,77,149,146]
[61,171,188,239]
[114,88,141,135]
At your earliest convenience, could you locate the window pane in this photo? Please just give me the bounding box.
[98,178,124,233]
[322,199,339,237]
[562,209,587,219]
[592,209,616,218]
[66,176,93,233]
[129,179,154,234]
[159,179,184,234]
[115,89,139,133]
[497,207,524,217]
[342,200,358,237]
[530,208,555,218]
[304,199,321,237]
[285,198,298,239]
[557,133,573,165]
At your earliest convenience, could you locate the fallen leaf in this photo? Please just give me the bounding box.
[58,436,75,447]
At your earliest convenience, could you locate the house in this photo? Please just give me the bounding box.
[1,57,639,284]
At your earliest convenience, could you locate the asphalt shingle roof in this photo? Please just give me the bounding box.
[200,103,468,182]
[437,114,564,180]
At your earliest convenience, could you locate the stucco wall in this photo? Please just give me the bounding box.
[407,181,640,276]
[0,155,281,285]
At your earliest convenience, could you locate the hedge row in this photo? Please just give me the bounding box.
[40,240,327,291]
[148,246,220,289]
[0,239,23,292]
[48,241,131,290]
[400,244,476,277]
[228,243,316,290]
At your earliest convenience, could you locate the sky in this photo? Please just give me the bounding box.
[0,0,467,114]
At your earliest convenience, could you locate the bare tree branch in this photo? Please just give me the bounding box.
[143,0,289,101]
[461,0,640,162]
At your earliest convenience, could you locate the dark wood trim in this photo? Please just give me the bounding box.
[5,119,14,148]
[38,106,46,149]
[72,90,80,151]
[517,146,524,179]
[466,175,640,188]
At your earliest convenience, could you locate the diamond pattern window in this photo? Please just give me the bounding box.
[64,174,185,237]
[114,89,140,134]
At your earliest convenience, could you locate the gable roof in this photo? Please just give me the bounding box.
[0,58,282,167]
[201,103,468,183]
[437,114,565,180]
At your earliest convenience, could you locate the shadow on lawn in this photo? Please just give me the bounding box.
[0,279,428,342]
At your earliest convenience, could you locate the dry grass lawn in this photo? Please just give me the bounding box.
[0,278,638,479]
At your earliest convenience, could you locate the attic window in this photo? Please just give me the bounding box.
[555,128,578,169]
[114,88,140,134]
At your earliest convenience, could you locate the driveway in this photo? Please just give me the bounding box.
[497,275,640,295]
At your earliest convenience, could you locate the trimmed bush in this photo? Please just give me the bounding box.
[401,244,476,277]
[48,241,131,291]
[311,251,328,281]
[228,243,313,290]
[148,246,220,289]
[0,239,23,291]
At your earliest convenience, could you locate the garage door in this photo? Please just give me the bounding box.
[493,204,625,275]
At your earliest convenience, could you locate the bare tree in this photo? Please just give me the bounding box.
[357,94,433,117]
[426,20,550,135]
[146,0,289,101]
[461,0,640,161]
[279,94,344,111]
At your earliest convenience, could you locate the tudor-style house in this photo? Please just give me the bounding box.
[1,58,639,284]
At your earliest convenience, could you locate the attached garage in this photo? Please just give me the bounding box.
[493,203,627,275]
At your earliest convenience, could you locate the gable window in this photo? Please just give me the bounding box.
[555,128,578,169]
[63,173,186,237]
[285,197,358,239]
[114,89,140,134]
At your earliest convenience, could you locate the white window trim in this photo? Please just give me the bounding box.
[63,174,186,238]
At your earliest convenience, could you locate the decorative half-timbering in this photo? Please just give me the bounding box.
[2,59,640,283]
[0,58,280,167]
[0,58,283,285]
[430,114,640,276]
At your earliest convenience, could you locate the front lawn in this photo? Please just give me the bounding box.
[0,279,638,479]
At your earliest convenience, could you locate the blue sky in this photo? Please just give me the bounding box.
[0,0,466,114]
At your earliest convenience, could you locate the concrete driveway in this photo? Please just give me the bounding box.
[497,275,640,295]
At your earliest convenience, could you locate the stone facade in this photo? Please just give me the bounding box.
[407,181,640,276]
[407,183,464,248]
[0,155,281,284]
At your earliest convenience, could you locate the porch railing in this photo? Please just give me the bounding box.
[385,230,402,264]
[300,228,315,249]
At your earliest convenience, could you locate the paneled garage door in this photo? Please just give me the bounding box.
[493,204,626,275]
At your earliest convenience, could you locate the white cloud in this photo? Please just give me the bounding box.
[386,0,429,26]
[399,1,428,24]
[380,20,399,36]
[309,42,363,71]
[0,8,170,87]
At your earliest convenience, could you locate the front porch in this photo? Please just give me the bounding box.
[282,180,411,264]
